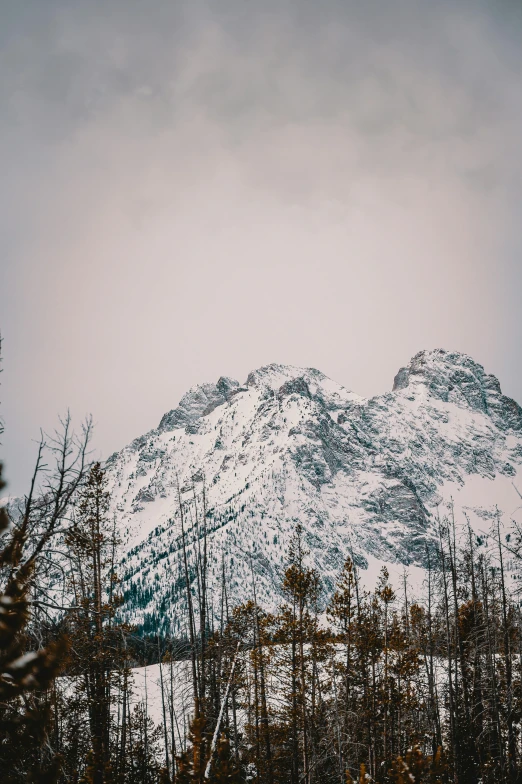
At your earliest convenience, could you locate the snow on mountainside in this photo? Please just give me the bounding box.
[105,350,522,634]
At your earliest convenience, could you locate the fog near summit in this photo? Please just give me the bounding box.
[1,0,521,494]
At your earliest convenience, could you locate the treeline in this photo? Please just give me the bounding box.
[165,505,522,784]
[2,416,522,784]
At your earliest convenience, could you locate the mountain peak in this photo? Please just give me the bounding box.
[393,348,490,392]
[393,348,522,431]
[105,348,522,632]
[158,377,240,432]
[245,363,325,391]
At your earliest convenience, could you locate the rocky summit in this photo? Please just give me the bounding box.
[106,350,522,633]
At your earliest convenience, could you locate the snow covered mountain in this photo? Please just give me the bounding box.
[105,350,522,634]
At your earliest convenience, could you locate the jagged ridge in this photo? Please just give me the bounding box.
[106,350,522,634]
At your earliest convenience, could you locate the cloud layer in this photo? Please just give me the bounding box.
[1,0,521,493]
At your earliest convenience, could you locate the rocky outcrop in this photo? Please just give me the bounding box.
[158,377,240,432]
[393,349,522,431]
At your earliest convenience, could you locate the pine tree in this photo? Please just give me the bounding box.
[0,415,91,782]
[212,734,240,784]
[64,462,124,783]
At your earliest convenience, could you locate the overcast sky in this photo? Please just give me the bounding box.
[1,0,521,495]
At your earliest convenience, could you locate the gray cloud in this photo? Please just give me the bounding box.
[1,0,521,494]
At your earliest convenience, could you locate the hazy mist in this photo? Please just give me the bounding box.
[1,0,521,494]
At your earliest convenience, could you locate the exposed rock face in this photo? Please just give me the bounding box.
[158,377,240,432]
[393,349,522,431]
[106,351,522,634]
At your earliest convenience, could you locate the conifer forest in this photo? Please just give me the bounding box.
[3,0,522,780]
[2,407,522,784]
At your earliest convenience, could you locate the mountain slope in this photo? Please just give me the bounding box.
[105,350,522,633]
